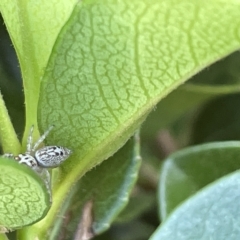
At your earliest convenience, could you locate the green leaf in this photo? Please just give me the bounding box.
[151,171,240,240]
[0,157,51,230]
[38,0,240,180]
[34,0,240,236]
[159,141,240,220]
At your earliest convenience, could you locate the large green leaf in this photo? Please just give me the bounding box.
[35,0,240,237]
[38,0,240,182]
[151,171,240,240]
[159,141,240,220]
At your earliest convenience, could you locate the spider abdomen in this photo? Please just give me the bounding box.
[35,146,72,168]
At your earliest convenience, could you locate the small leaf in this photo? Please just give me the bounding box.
[0,157,51,230]
[70,133,141,235]
[159,141,240,219]
[151,171,240,240]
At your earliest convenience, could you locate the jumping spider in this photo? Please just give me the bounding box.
[4,125,72,170]
[3,125,72,196]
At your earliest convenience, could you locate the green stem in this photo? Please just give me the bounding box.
[0,92,21,154]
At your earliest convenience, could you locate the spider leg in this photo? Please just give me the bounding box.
[2,153,14,158]
[36,168,52,202]
[26,125,34,153]
[32,125,55,152]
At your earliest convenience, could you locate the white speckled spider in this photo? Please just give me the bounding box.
[4,125,72,170]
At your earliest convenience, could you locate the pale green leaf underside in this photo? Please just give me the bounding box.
[151,171,240,240]
[39,0,240,182]
[35,0,240,232]
[159,141,240,220]
[0,158,50,230]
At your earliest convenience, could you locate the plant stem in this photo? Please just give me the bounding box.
[0,92,21,154]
